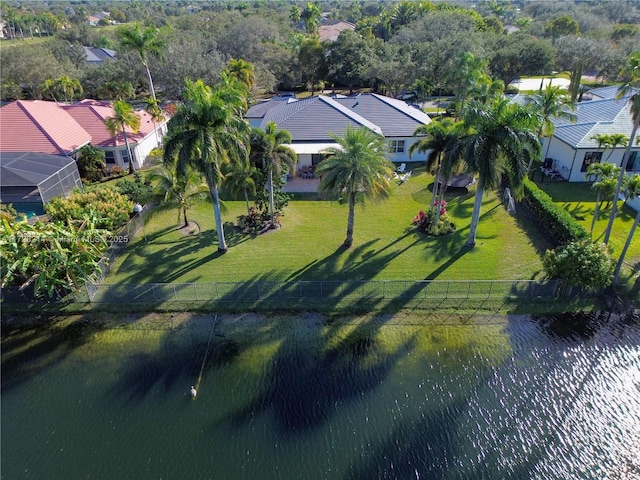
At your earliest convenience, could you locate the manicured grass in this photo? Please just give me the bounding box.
[106,166,552,285]
[535,180,640,270]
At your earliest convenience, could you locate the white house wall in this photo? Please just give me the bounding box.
[544,139,576,180]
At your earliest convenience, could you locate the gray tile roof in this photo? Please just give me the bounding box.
[333,93,431,136]
[259,95,382,141]
[552,99,639,148]
[249,93,430,141]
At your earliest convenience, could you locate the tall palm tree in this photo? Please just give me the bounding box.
[104,100,141,174]
[585,162,620,237]
[458,98,541,247]
[148,164,208,228]
[250,121,297,226]
[116,22,166,101]
[613,174,640,284]
[316,125,395,248]
[163,79,250,253]
[524,84,576,176]
[604,51,640,245]
[97,81,135,101]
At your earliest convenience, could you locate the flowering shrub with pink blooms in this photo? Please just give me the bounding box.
[411,200,456,236]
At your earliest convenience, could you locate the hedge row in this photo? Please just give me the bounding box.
[521,179,588,246]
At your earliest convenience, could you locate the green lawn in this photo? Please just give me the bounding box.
[106,166,552,285]
[535,180,640,270]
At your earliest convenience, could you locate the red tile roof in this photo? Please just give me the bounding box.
[0,100,92,155]
[0,99,162,154]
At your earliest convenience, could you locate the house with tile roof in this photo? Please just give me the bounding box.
[246,93,431,174]
[542,86,639,183]
[84,46,117,65]
[318,21,356,42]
[0,99,168,172]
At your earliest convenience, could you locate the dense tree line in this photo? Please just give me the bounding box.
[2,0,639,102]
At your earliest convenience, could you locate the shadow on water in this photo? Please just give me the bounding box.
[220,315,417,436]
[110,321,241,404]
[1,315,106,393]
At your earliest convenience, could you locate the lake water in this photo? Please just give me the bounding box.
[2,311,639,480]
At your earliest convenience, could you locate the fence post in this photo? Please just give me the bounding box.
[173,284,177,301]
[194,283,199,301]
[446,281,450,299]
[488,280,493,298]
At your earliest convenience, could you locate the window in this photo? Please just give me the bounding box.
[580,151,602,172]
[104,151,115,164]
[311,154,324,166]
[121,148,130,164]
[390,140,405,154]
[626,151,639,171]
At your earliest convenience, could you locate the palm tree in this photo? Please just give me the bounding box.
[585,162,620,237]
[104,100,141,174]
[163,79,250,253]
[97,81,135,101]
[226,58,255,91]
[148,165,208,228]
[613,174,640,284]
[604,51,640,244]
[316,125,395,248]
[458,98,541,247]
[225,156,258,216]
[116,22,166,101]
[145,96,165,148]
[250,121,297,226]
[409,119,462,225]
[524,84,576,176]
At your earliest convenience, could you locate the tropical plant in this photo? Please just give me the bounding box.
[76,145,106,183]
[116,22,166,101]
[300,2,322,35]
[585,162,621,237]
[40,75,83,104]
[148,165,209,228]
[145,96,165,148]
[225,155,259,216]
[409,118,463,227]
[524,84,576,175]
[446,52,488,120]
[613,174,640,284]
[543,240,614,292]
[116,172,153,204]
[163,79,250,253]
[249,121,297,227]
[457,98,541,247]
[104,100,141,174]
[604,51,640,245]
[316,125,395,248]
[226,58,256,91]
[0,215,109,299]
[97,81,135,101]
[45,188,132,230]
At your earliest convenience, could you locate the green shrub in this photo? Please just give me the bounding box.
[116,172,153,204]
[411,201,456,236]
[543,240,614,291]
[522,179,588,246]
[45,188,131,230]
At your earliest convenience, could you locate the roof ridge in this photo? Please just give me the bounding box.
[317,95,383,134]
[16,101,67,155]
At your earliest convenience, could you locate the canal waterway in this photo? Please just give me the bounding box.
[2,311,639,479]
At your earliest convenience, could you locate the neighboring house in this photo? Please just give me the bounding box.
[543,86,639,183]
[84,46,117,65]
[318,21,356,42]
[0,152,83,208]
[0,99,168,172]
[246,93,431,174]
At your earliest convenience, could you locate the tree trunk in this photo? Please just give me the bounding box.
[344,192,356,248]
[122,127,135,174]
[432,157,442,208]
[465,183,484,247]
[243,188,251,216]
[204,170,227,252]
[144,61,157,102]
[613,207,640,284]
[182,206,189,229]
[433,181,446,228]
[603,116,639,244]
[590,193,601,237]
[268,168,275,225]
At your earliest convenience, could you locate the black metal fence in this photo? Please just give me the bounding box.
[84,279,584,305]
